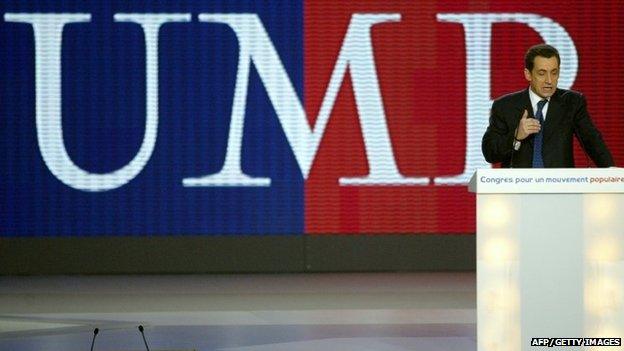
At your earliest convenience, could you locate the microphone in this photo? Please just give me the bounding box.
[138,325,151,351]
[90,328,99,351]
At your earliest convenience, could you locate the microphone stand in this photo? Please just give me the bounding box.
[138,325,151,351]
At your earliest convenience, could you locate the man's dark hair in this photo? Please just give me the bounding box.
[525,44,560,71]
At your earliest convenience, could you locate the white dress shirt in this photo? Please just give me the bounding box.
[513,88,551,151]
[528,87,550,121]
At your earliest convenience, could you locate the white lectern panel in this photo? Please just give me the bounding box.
[471,169,623,351]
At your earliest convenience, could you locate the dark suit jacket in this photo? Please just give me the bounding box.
[482,88,614,168]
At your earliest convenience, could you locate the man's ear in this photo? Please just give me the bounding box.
[524,68,531,82]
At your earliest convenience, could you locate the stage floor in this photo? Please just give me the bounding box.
[0,273,475,351]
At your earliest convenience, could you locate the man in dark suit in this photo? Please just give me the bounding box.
[482,44,614,168]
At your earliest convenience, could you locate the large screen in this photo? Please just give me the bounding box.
[2,0,623,237]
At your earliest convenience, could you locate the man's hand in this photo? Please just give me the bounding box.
[515,109,541,140]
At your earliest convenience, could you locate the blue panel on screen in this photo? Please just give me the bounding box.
[0,1,304,236]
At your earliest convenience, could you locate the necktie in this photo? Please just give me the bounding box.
[532,99,548,168]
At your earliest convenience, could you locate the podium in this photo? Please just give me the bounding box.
[469,168,624,351]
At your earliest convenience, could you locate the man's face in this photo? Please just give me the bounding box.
[524,56,559,98]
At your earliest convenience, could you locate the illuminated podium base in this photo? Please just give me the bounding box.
[469,169,624,351]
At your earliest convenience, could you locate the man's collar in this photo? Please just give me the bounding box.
[528,87,550,107]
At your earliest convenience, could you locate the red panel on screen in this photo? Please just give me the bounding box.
[304,0,624,234]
